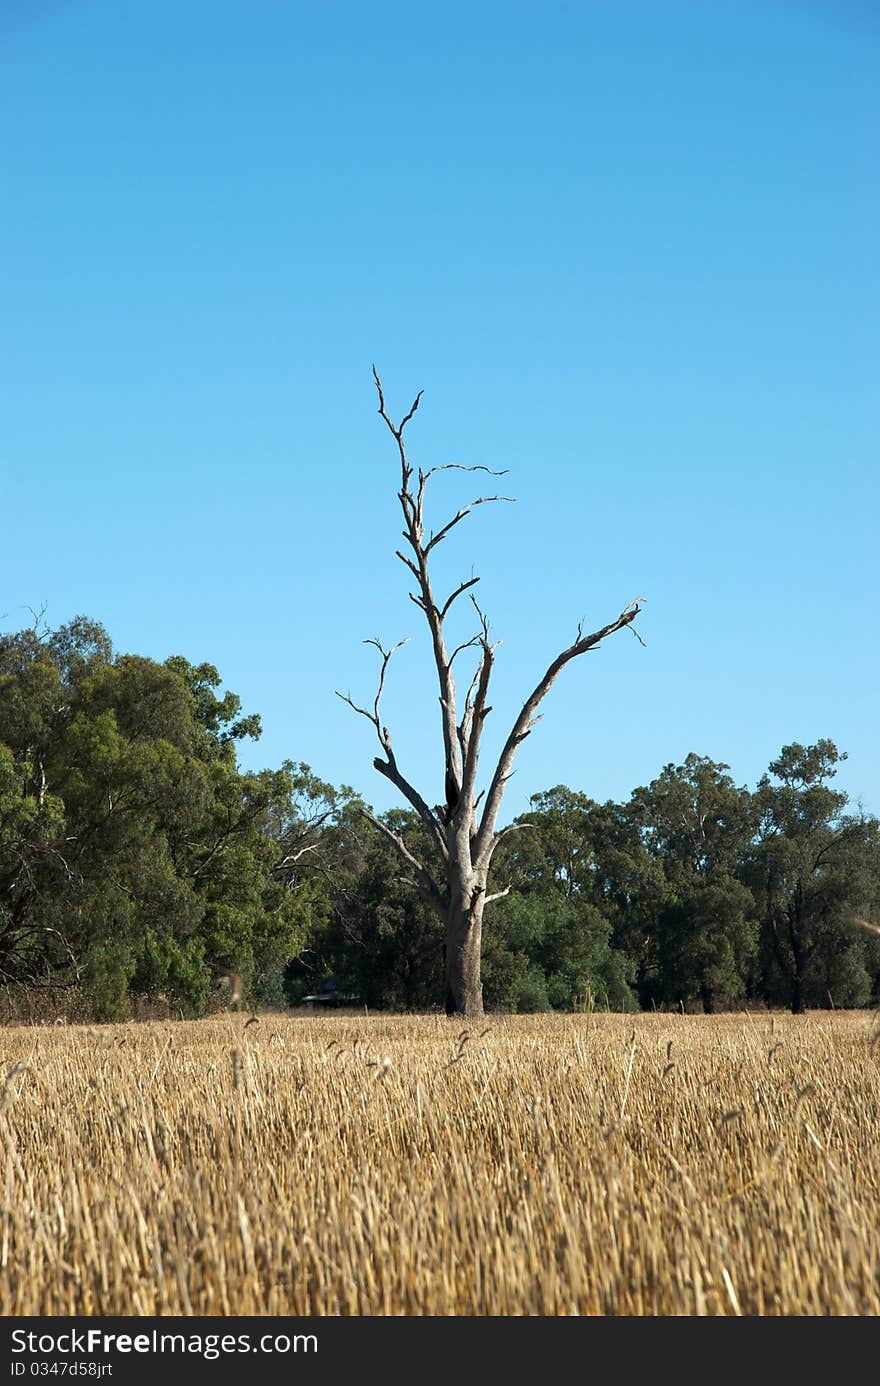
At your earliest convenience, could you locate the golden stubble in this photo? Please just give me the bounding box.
[0,1010,878,1315]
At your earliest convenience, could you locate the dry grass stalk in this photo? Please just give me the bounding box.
[0,1011,877,1315]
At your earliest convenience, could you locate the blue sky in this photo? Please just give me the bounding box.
[2,1,877,820]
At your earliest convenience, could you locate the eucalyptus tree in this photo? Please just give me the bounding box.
[339,373,643,1017]
[630,754,757,1011]
[748,741,879,1012]
[0,617,326,1016]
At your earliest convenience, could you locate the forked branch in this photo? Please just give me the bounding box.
[336,637,448,862]
[336,637,408,761]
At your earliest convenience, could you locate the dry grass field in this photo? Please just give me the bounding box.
[0,1010,878,1316]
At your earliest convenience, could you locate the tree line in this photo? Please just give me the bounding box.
[1,614,877,1021]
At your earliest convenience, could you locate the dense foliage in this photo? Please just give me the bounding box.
[1,617,878,1018]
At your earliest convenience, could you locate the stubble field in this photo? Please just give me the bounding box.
[0,1010,878,1315]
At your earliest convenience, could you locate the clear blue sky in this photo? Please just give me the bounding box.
[2,1,877,821]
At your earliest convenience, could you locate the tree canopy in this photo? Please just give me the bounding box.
[1,615,877,1020]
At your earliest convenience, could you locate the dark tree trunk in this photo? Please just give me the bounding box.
[788,892,807,1014]
[444,881,485,1018]
[0,889,32,970]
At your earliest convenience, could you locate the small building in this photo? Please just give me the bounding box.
[299,976,361,1010]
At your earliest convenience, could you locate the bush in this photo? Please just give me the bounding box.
[85,942,136,1021]
[514,966,551,1013]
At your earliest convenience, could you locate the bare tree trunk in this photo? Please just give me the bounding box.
[444,875,486,1018]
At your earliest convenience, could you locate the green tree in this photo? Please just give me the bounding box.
[0,617,111,987]
[484,890,636,1012]
[191,761,338,1007]
[0,739,71,984]
[629,755,757,1010]
[0,616,331,1017]
[287,808,443,1011]
[747,741,880,1013]
[485,788,639,1011]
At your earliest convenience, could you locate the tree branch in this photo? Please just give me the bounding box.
[395,550,421,581]
[492,821,537,847]
[459,602,497,817]
[474,599,645,866]
[335,637,408,760]
[448,633,481,667]
[373,368,467,808]
[360,809,445,919]
[484,886,511,906]
[336,636,448,861]
[440,576,481,620]
[424,495,515,556]
[372,757,448,862]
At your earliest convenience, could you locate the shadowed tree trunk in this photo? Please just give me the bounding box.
[339,372,644,1018]
[788,893,808,1015]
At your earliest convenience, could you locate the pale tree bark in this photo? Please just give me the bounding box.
[338,371,644,1018]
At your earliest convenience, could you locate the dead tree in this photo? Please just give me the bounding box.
[339,371,643,1018]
